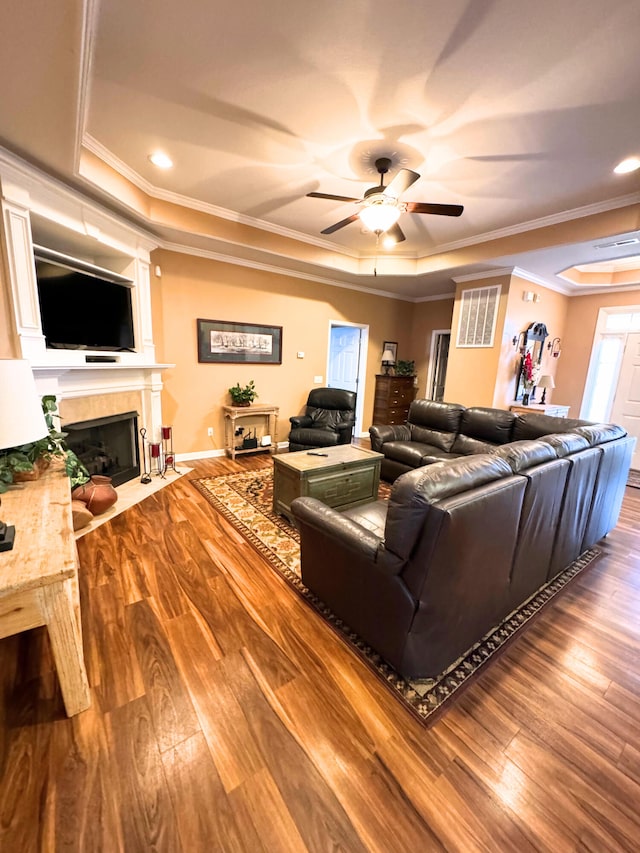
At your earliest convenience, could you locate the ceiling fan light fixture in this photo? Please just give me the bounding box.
[358,200,401,233]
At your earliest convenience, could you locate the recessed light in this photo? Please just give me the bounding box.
[148,151,173,169]
[614,156,640,174]
[382,235,397,250]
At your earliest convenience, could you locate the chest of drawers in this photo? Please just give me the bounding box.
[372,375,417,425]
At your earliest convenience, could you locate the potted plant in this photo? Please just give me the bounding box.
[228,380,258,406]
[0,395,89,493]
[395,359,416,377]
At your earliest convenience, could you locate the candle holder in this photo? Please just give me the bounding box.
[149,441,165,478]
[161,425,178,474]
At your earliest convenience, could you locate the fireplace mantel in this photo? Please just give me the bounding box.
[32,363,175,446]
[1,148,171,444]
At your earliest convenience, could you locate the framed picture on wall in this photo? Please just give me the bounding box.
[197,319,283,364]
[382,341,398,362]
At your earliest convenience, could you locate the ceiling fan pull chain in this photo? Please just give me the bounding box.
[374,232,380,276]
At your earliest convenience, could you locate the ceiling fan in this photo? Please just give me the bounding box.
[307,157,463,243]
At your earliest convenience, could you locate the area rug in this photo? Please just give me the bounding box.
[193,470,600,725]
[627,469,640,490]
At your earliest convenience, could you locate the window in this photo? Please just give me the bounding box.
[456,285,501,348]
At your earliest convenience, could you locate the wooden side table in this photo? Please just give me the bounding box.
[223,403,279,460]
[0,465,90,716]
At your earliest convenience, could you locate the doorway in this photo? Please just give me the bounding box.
[583,307,640,470]
[327,322,369,437]
[610,332,640,470]
[428,331,451,401]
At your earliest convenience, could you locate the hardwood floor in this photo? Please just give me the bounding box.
[1,454,639,851]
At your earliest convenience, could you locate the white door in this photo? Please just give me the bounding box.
[328,326,361,392]
[610,332,640,470]
[327,323,368,437]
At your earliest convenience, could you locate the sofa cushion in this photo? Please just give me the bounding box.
[512,413,586,441]
[459,407,515,444]
[574,423,626,446]
[382,441,444,467]
[451,434,500,455]
[309,407,351,430]
[289,427,339,447]
[407,400,465,431]
[410,424,456,452]
[383,455,513,560]
[492,439,557,472]
[541,432,590,457]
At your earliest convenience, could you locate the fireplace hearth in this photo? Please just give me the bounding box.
[65,411,140,487]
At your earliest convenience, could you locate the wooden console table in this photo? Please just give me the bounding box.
[223,403,279,460]
[0,466,90,716]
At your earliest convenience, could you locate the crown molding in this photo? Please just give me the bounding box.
[452,267,513,283]
[421,193,640,257]
[74,0,101,174]
[414,291,455,303]
[82,135,360,258]
[158,241,416,301]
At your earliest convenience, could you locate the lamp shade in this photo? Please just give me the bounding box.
[381,348,396,364]
[0,360,48,450]
[537,374,555,390]
[359,202,401,233]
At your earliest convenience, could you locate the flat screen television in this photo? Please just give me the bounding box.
[35,254,135,352]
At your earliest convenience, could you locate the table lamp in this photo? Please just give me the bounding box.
[0,360,49,552]
[381,348,396,375]
[537,374,555,404]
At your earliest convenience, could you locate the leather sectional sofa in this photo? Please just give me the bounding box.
[290,400,635,680]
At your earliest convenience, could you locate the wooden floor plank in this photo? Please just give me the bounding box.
[0,455,639,850]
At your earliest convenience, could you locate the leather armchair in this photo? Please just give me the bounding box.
[288,387,356,452]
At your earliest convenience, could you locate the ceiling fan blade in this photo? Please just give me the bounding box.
[385,168,420,198]
[321,214,360,235]
[386,222,406,243]
[406,202,464,217]
[307,192,360,202]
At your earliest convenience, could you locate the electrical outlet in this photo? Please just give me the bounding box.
[207,427,214,437]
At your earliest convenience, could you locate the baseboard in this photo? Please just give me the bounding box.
[176,448,226,461]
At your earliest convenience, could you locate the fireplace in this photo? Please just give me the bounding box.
[64,412,140,487]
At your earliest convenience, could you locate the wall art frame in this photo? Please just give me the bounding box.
[382,341,398,362]
[197,319,283,364]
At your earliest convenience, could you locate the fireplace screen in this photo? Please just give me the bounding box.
[64,411,140,487]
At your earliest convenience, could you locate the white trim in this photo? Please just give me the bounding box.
[160,240,417,301]
[453,267,513,283]
[74,0,101,174]
[177,448,226,461]
[414,291,455,303]
[326,321,369,436]
[82,137,640,263]
[422,193,640,256]
[82,134,360,258]
[426,329,451,401]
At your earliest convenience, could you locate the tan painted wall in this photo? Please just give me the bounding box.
[444,274,512,407]
[409,298,454,397]
[495,276,569,409]
[151,249,414,453]
[556,288,640,417]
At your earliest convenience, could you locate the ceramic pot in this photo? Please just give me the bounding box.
[72,474,118,516]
